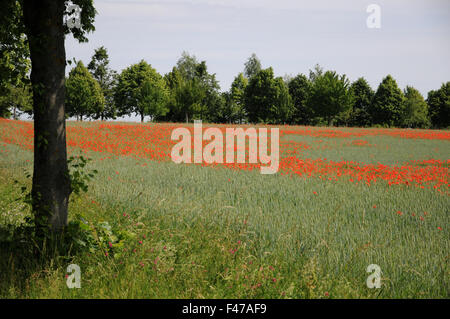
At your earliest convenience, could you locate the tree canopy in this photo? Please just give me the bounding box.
[369,75,405,127]
[244,53,262,80]
[244,67,293,124]
[288,74,312,124]
[88,46,117,120]
[402,86,430,128]
[348,77,374,127]
[115,60,168,122]
[427,82,450,128]
[66,60,104,121]
[307,70,353,126]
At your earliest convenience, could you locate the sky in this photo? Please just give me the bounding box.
[65,0,450,121]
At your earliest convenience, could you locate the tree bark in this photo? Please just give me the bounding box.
[141,112,144,122]
[23,0,71,232]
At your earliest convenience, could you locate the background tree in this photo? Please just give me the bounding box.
[288,74,312,124]
[401,86,430,128]
[228,72,248,123]
[66,61,104,121]
[161,67,185,122]
[272,77,294,124]
[369,75,405,127]
[348,77,374,127]
[244,67,293,124]
[87,46,117,120]
[176,51,199,81]
[219,92,238,124]
[173,77,206,123]
[244,67,276,123]
[307,70,353,126]
[0,82,33,119]
[115,60,168,122]
[137,77,169,121]
[308,64,324,83]
[244,53,262,80]
[427,82,450,128]
[162,52,221,123]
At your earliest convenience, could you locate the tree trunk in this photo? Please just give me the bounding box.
[23,0,71,232]
[141,113,144,123]
[185,112,188,123]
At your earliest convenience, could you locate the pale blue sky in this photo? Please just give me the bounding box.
[66,0,449,107]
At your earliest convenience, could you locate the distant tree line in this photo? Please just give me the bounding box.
[1,47,449,129]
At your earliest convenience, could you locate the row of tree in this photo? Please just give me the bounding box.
[2,47,449,129]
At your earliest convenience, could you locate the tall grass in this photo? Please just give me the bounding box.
[0,126,448,298]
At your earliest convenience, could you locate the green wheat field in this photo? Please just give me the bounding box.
[0,122,449,298]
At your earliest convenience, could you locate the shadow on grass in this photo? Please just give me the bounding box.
[0,223,80,297]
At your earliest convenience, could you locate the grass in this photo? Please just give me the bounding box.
[0,123,449,298]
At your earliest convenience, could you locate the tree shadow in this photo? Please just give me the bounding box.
[0,223,76,297]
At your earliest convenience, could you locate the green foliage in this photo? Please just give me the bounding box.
[0,82,33,118]
[348,77,374,127]
[401,86,430,128]
[244,67,294,124]
[288,74,312,124]
[67,155,98,196]
[66,61,105,120]
[4,153,97,255]
[225,72,248,123]
[0,1,31,119]
[115,60,168,122]
[164,73,200,123]
[427,82,450,128]
[308,64,324,83]
[138,77,169,120]
[66,216,136,257]
[307,70,353,126]
[272,77,294,124]
[369,75,405,127]
[87,46,117,120]
[0,1,30,90]
[65,0,97,43]
[161,53,222,123]
[244,53,262,79]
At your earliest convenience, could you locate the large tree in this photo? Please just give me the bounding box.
[427,82,450,128]
[162,52,221,123]
[288,74,312,124]
[173,77,206,123]
[244,67,293,124]
[0,0,96,234]
[115,60,168,122]
[307,70,353,126]
[369,75,405,127]
[401,86,430,128]
[66,60,104,121]
[87,46,117,120]
[227,72,248,123]
[348,77,374,127]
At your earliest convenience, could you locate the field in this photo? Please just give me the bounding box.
[0,118,449,298]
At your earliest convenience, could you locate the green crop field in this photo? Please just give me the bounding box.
[0,121,448,298]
